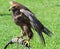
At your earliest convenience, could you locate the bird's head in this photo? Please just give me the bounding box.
[9,1,19,11]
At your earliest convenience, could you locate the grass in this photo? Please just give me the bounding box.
[0,0,60,49]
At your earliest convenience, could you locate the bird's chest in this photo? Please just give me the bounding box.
[13,15,30,26]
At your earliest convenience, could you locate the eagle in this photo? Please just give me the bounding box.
[4,1,53,49]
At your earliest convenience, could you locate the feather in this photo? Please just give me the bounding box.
[20,9,46,44]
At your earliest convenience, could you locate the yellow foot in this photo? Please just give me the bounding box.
[23,39,30,46]
[21,39,32,49]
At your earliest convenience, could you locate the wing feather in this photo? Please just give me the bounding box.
[20,9,45,44]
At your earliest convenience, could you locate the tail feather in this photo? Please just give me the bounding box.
[43,27,53,37]
[34,26,45,45]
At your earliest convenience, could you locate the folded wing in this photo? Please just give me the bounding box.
[20,9,45,44]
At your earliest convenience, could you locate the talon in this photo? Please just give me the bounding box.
[22,39,30,47]
[24,40,29,46]
[23,40,32,49]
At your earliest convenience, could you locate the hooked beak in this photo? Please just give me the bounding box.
[9,1,13,11]
[9,6,12,11]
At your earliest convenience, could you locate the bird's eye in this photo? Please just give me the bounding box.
[12,6,16,8]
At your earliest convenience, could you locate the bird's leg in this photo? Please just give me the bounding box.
[21,39,32,49]
[21,26,30,47]
[22,35,31,48]
[23,32,33,49]
[19,30,26,38]
[19,33,24,38]
[24,31,33,48]
[23,39,30,46]
[20,26,32,49]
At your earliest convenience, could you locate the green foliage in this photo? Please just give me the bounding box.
[0,0,60,49]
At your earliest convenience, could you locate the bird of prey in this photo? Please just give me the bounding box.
[4,1,53,49]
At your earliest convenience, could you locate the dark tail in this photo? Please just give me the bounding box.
[43,27,53,37]
[34,26,46,45]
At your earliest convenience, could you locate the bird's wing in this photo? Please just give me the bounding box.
[20,9,45,44]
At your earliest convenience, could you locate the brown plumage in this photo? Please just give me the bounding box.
[9,1,53,44]
[4,1,53,49]
[9,1,33,41]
